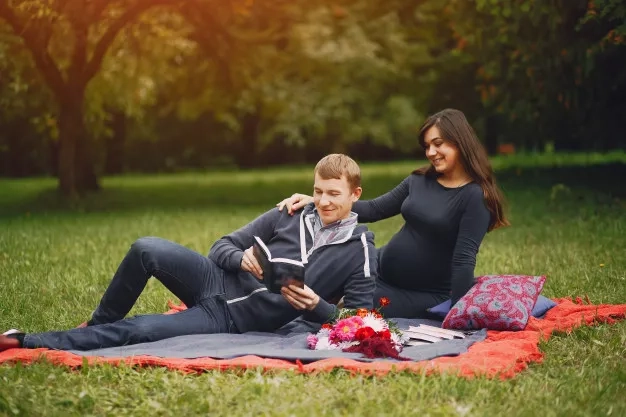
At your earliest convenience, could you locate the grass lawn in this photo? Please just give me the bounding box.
[1,151,625,416]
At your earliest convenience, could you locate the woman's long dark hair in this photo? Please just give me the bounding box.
[414,109,510,231]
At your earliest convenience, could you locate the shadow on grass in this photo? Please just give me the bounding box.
[1,162,624,218]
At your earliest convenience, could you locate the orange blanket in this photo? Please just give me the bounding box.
[1,297,624,379]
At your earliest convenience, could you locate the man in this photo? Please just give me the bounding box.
[0,154,377,352]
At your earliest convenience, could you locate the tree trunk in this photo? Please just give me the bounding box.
[57,103,80,197]
[104,110,126,175]
[75,134,100,193]
[0,120,20,176]
[57,92,99,196]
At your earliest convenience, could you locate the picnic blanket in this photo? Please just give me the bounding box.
[65,318,486,362]
[1,297,625,379]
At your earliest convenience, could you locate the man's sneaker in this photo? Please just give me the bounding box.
[2,329,22,336]
[0,334,22,351]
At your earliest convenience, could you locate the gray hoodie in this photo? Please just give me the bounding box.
[209,203,377,333]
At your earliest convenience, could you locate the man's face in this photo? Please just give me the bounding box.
[313,173,362,226]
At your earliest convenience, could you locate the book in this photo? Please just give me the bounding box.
[402,324,470,345]
[405,328,454,341]
[406,340,430,347]
[408,325,467,339]
[252,236,305,294]
[402,330,442,343]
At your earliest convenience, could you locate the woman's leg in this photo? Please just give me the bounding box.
[374,278,449,319]
[89,237,221,325]
[24,297,233,351]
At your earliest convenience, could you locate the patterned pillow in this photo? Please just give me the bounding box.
[428,295,556,319]
[442,275,546,331]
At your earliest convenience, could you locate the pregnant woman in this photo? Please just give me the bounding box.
[278,108,509,318]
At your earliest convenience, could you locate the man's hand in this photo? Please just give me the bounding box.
[241,246,263,280]
[281,284,320,311]
[276,194,314,215]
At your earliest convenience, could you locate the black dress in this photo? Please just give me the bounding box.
[354,173,491,318]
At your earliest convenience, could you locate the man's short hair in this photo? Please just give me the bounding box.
[314,154,361,190]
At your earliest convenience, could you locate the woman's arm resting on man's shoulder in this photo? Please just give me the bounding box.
[277,176,410,222]
[277,193,313,215]
[351,176,410,222]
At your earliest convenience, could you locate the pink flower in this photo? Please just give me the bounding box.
[348,316,364,326]
[306,334,318,349]
[330,316,363,342]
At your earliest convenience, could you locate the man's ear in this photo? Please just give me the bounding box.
[352,187,363,201]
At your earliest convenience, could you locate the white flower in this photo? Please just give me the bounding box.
[362,313,388,332]
[336,341,359,350]
[391,332,404,352]
[317,328,331,338]
[314,336,339,350]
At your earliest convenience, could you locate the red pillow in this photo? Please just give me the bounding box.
[442,275,546,331]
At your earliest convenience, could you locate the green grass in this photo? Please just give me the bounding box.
[1,152,625,416]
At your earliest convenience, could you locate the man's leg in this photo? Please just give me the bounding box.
[23,296,233,351]
[89,236,221,325]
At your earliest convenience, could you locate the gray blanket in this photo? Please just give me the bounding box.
[70,319,486,363]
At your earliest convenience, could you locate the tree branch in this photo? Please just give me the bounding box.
[67,16,88,87]
[55,0,72,13]
[0,0,66,97]
[86,0,112,23]
[84,0,178,81]
[182,0,286,45]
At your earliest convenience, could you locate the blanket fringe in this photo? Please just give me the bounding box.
[2,298,625,379]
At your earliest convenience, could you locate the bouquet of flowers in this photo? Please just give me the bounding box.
[307,297,409,359]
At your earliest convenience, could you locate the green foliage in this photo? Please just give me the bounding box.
[1,0,625,183]
[446,0,626,150]
[0,23,56,175]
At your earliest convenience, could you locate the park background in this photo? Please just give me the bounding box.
[0,1,625,416]
[0,0,624,194]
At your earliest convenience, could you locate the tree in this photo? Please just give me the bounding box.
[0,0,182,196]
[0,22,56,176]
[443,0,626,151]
[176,1,425,166]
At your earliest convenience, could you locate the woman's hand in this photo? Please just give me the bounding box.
[281,284,320,311]
[241,246,263,280]
[276,193,314,215]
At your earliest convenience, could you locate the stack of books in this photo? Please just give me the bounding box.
[402,324,469,346]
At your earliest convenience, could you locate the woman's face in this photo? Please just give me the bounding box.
[423,126,461,175]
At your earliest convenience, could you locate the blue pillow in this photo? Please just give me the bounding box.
[531,295,557,317]
[427,299,452,317]
[427,295,556,319]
